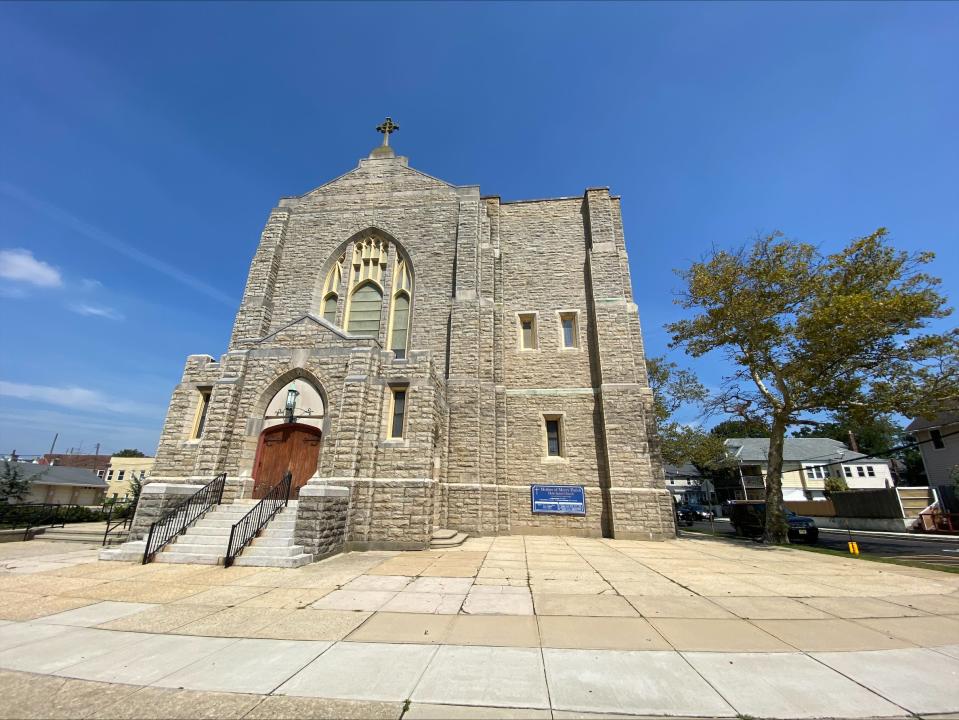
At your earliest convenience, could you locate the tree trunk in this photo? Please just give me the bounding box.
[763,413,790,544]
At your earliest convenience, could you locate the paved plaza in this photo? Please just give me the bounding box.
[1,536,958,719]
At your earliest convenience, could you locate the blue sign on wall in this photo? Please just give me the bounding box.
[531,485,586,516]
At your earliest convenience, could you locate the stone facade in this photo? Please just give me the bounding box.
[145,138,675,549]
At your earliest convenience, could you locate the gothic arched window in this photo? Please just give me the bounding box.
[321,254,344,324]
[320,231,413,350]
[389,258,413,358]
[348,282,383,337]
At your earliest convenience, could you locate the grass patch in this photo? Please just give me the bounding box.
[788,542,959,574]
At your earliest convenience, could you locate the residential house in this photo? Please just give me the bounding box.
[7,462,107,506]
[105,456,154,499]
[905,411,958,493]
[665,464,704,504]
[723,437,893,501]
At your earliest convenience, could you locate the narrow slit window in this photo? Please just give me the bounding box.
[192,388,212,439]
[561,314,578,348]
[866,465,876,477]
[931,429,945,449]
[856,465,865,477]
[389,387,407,439]
[545,418,562,457]
[323,293,338,323]
[520,314,537,350]
[843,466,852,478]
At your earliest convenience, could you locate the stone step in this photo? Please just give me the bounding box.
[99,541,146,562]
[161,542,226,556]
[431,528,458,541]
[177,534,229,546]
[260,528,295,538]
[180,526,233,537]
[34,532,128,545]
[430,531,469,548]
[239,544,306,558]
[155,552,222,565]
[233,553,312,568]
[250,537,295,547]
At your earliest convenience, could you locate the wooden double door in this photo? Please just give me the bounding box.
[252,423,322,499]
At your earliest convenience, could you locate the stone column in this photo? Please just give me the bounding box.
[293,483,350,560]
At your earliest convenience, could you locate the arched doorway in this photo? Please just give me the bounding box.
[252,423,322,499]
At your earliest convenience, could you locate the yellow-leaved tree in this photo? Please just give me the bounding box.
[667,229,957,543]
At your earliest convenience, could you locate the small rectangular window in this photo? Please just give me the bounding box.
[117,470,125,482]
[560,314,578,348]
[843,466,852,478]
[856,466,865,477]
[106,469,114,482]
[192,388,212,439]
[805,467,816,480]
[519,314,537,350]
[389,387,407,439]
[96,470,104,479]
[545,417,562,457]
[931,429,945,449]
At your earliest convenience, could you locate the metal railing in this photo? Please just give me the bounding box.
[224,471,291,568]
[142,473,226,564]
[0,503,70,540]
[101,500,135,546]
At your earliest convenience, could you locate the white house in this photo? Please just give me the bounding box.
[906,411,958,493]
[723,437,893,502]
[664,464,705,504]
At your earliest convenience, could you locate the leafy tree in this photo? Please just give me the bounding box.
[667,229,956,543]
[0,460,33,502]
[113,449,146,458]
[646,357,724,468]
[128,471,144,505]
[824,475,849,494]
[710,418,770,439]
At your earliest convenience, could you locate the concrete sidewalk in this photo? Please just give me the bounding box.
[1,536,958,718]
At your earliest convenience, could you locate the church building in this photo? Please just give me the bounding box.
[119,120,675,565]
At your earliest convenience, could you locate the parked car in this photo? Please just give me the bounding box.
[675,506,696,527]
[686,504,715,521]
[727,501,819,543]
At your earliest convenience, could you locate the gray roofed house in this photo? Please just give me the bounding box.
[5,461,107,506]
[723,437,892,501]
[906,410,959,490]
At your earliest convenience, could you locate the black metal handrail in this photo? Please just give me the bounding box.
[0,503,74,540]
[142,473,226,564]
[101,500,134,546]
[224,471,291,568]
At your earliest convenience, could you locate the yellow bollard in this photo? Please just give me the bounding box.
[847,541,860,555]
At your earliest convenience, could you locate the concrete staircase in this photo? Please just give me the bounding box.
[899,487,934,523]
[100,501,311,567]
[430,527,469,549]
[35,523,128,546]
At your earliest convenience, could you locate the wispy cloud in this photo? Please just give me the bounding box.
[0,183,235,307]
[0,380,158,417]
[68,303,124,321]
[0,248,62,287]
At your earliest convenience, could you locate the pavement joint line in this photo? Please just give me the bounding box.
[803,646,915,717]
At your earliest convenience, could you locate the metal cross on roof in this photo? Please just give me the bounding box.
[376,117,399,146]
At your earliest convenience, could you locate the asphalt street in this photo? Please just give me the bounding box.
[685,519,959,567]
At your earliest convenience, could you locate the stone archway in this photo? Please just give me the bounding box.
[252,423,322,499]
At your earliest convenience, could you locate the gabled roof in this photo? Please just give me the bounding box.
[10,462,107,487]
[906,411,959,432]
[665,463,702,479]
[723,437,884,464]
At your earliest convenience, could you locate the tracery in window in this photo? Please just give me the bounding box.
[321,253,345,324]
[389,258,413,358]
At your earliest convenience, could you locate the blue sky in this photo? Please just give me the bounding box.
[1,2,957,456]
